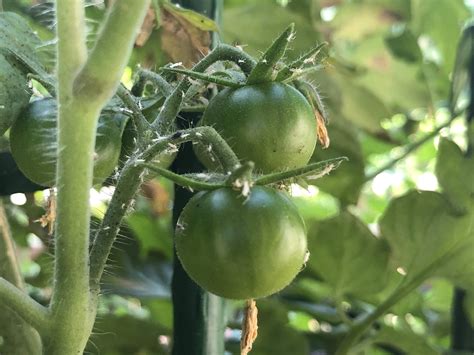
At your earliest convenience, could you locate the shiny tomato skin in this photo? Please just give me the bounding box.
[175,186,307,299]
[196,82,317,173]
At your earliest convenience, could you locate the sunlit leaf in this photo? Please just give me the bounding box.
[380,190,474,289]
[307,211,390,297]
[435,138,474,213]
[373,325,439,354]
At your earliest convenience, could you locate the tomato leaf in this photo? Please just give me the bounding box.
[0,56,31,136]
[307,211,390,298]
[373,325,439,355]
[435,138,474,213]
[249,300,310,355]
[161,1,218,32]
[380,190,474,290]
[0,12,52,136]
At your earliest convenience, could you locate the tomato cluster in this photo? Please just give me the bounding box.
[171,26,328,300]
[4,23,329,301]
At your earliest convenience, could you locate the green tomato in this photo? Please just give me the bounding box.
[195,82,317,173]
[175,186,307,299]
[9,98,127,187]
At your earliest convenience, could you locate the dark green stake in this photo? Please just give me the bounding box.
[170,1,227,355]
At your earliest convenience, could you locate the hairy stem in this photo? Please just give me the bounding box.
[74,0,151,107]
[152,44,256,133]
[49,0,151,353]
[48,1,91,353]
[364,117,455,182]
[135,69,173,97]
[143,164,225,191]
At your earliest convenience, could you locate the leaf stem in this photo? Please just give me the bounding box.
[364,117,455,182]
[0,277,51,337]
[143,163,225,190]
[116,84,152,140]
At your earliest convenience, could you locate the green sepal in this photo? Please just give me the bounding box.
[275,42,327,82]
[246,23,295,84]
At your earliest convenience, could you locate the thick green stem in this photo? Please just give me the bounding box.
[74,0,151,107]
[152,44,256,133]
[49,0,151,353]
[0,201,43,354]
[48,1,91,353]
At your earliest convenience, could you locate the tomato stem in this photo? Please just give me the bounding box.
[254,157,347,185]
[162,67,245,88]
[49,0,150,354]
[133,68,173,97]
[116,84,152,145]
[151,43,257,134]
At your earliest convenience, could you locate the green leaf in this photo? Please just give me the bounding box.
[307,117,365,204]
[373,325,439,355]
[223,2,321,61]
[249,300,310,355]
[0,12,52,135]
[411,0,469,74]
[307,211,390,298]
[435,138,474,213]
[331,74,390,133]
[340,34,433,112]
[385,26,423,63]
[329,3,401,42]
[380,190,474,289]
[0,56,31,136]
[450,23,474,116]
[0,12,50,81]
[162,1,218,32]
[126,211,173,259]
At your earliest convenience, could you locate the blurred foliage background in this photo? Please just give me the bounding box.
[1,0,473,354]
